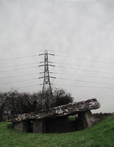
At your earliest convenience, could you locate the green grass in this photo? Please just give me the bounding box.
[68,115,77,121]
[0,117,114,147]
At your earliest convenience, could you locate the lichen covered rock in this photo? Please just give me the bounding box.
[6,98,100,122]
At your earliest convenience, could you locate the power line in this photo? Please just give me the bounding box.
[0,73,38,79]
[53,61,114,70]
[54,73,114,80]
[17,84,40,89]
[55,52,114,60]
[1,64,114,75]
[0,78,37,85]
[1,84,40,92]
[0,55,37,61]
[1,83,58,92]
[57,77,114,85]
[55,54,114,65]
[0,62,38,68]
[56,65,114,75]
[56,84,114,90]
[2,82,114,92]
[0,66,37,72]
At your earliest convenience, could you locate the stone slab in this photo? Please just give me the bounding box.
[14,121,31,132]
[78,110,95,128]
[6,98,100,122]
[33,119,43,133]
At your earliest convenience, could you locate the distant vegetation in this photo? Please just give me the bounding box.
[0,116,113,147]
[0,88,73,121]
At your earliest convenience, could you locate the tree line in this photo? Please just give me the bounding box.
[0,88,73,121]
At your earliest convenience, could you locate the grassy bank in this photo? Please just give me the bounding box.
[0,116,114,147]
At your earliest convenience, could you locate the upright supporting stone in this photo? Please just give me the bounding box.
[33,119,43,133]
[78,110,95,128]
[14,120,31,132]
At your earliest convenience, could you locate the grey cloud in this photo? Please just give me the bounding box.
[0,0,114,113]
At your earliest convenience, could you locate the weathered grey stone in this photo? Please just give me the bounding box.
[6,98,101,133]
[13,121,31,132]
[33,119,43,133]
[78,110,95,128]
[6,98,100,122]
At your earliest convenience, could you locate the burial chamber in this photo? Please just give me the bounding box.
[6,98,100,133]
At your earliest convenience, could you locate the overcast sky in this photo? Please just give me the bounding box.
[0,0,114,113]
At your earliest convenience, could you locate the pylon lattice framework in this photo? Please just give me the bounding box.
[39,50,55,96]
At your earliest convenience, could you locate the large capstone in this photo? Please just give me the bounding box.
[6,98,100,122]
[5,98,100,133]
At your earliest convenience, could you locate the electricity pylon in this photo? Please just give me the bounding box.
[39,50,55,97]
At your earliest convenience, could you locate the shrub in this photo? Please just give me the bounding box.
[53,88,73,107]
[0,88,73,119]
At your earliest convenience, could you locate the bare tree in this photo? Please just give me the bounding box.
[0,88,73,120]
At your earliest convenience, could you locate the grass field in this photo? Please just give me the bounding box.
[0,116,114,147]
